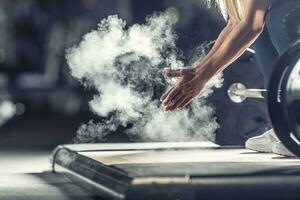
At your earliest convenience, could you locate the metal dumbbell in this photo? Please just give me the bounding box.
[227,82,266,103]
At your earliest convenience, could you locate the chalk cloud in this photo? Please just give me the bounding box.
[66,8,223,143]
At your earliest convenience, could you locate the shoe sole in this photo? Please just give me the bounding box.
[272,147,295,157]
[273,152,294,157]
[273,151,295,158]
[245,142,273,153]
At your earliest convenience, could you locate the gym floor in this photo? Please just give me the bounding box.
[0,149,101,200]
[1,1,299,199]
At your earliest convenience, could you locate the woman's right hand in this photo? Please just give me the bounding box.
[160,67,211,111]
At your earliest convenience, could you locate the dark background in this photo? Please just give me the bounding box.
[0,0,269,149]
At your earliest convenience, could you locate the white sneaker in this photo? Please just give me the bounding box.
[245,129,278,153]
[272,141,295,157]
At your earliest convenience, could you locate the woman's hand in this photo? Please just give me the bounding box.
[160,67,211,112]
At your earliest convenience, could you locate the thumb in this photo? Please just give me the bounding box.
[164,68,186,78]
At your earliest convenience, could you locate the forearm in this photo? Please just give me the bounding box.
[195,22,236,67]
[198,21,263,77]
[226,36,258,66]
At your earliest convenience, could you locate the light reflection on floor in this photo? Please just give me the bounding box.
[0,150,51,174]
[0,149,98,200]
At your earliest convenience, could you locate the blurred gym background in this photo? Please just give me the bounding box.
[0,0,270,150]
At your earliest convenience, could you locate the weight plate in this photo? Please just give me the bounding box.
[268,40,300,157]
[282,42,300,146]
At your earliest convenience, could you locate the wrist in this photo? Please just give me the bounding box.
[195,62,216,80]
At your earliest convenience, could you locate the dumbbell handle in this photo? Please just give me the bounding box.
[227,83,267,103]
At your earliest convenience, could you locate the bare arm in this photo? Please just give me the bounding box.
[197,0,270,77]
[161,0,271,111]
[195,20,237,67]
[161,0,269,111]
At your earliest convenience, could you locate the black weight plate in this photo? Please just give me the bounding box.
[282,41,300,146]
[268,40,300,157]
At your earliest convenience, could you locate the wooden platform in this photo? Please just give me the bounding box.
[52,142,300,200]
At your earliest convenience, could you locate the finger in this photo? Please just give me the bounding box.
[165,88,183,106]
[178,97,194,110]
[173,96,190,111]
[163,87,181,106]
[160,85,175,102]
[164,68,185,78]
[164,92,184,111]
[167,95,187,111]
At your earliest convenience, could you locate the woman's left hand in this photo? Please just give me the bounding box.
[160,67,211,112]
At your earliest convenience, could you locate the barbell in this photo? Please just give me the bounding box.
[227,83,266,103]
[227,40,300,157]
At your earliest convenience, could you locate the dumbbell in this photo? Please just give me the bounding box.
[227,83,266,103]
